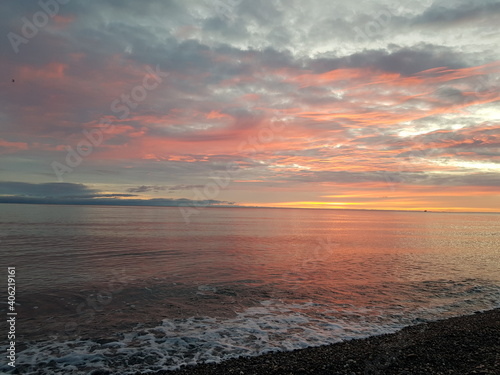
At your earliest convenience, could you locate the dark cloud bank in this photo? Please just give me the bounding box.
[0,182,235,207]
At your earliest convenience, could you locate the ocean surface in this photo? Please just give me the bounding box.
[0,203,499,374]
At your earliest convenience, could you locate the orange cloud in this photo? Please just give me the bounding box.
[52,14,75,28]
[0,139,28,154]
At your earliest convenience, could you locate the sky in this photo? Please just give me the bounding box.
[1,0,499,213]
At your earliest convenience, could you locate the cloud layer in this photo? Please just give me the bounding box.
[1,0,499,212]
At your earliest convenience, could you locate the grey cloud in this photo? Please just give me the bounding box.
[348,44,465,76]
[126,184,205,193]
[0,196,236,207]
[433,87,470,106]
[169,184,206,190]
[273,168,500,187]
[424,172,500,187]
[127,185,168,193]
[0,181,95,198]
[307,43,468,76]
[64,193,138,199]
[414,1,500,27]
[0,181,236,207]
[0,181,134,200]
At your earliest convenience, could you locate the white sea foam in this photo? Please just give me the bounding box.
[2,290,499,375]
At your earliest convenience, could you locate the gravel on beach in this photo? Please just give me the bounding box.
[138,308,500,375]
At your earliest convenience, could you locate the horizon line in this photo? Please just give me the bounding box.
[0,200,498,215]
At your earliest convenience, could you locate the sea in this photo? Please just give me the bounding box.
[0,203,499,374]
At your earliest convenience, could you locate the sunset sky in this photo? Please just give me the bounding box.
[1,0,499,212]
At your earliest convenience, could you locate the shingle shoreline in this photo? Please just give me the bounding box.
[143,308,500,375]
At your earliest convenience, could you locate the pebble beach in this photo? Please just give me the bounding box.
[154,308,500,375]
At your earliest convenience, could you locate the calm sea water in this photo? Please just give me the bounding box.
[1,204,499,374]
